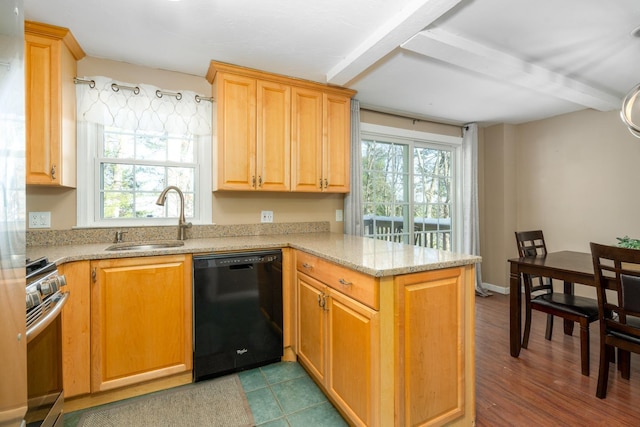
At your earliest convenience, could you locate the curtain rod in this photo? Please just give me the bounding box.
[360,106,463,130]
[73,77,215,103]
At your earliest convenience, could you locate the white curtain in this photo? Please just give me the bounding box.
[344,99,363,236]
[76,75,212,136]
[462,123,489,296]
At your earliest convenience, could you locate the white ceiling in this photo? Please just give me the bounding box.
[24,0,640,126]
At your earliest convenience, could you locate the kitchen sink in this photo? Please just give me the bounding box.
[105,241,185,251]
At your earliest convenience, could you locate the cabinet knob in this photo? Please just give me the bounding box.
[51,164,57,180]
[252,176,256,188]
[324,179,328,189]
[258,176,263,187]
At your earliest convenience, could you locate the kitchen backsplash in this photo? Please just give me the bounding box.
[26,221,330,247]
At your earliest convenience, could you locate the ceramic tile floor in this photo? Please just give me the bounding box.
[239,362,347,426]
[63,361,347,427]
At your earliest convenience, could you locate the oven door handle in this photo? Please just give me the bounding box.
[26,292,69,343]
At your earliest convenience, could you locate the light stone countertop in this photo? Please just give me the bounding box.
[26,232,481,277]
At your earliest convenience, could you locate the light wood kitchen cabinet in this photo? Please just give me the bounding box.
[391,267,472,427]
[296,252,380,427]
[90,255,192,392]
[209,63,291,191]
[207,61,354,193]
[25,21,85,187]
[59,260,91,398]
[295,250,475,427]
[291,88,352,193]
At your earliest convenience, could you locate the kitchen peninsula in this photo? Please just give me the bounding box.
[27,227,479,426]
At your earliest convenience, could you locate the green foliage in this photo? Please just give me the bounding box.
[616,236,640,249]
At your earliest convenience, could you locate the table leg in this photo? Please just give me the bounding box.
[510,262,522,357]
[563,280,575,335]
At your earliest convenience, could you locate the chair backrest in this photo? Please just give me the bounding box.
[515,230,548,257]
[590,242,640,339]
[515,230,551,297]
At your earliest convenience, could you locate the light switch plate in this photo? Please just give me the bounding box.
[336,209,343,222]
[29,211,51,228]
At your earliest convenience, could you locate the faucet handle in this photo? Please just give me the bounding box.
[114,230,128,243]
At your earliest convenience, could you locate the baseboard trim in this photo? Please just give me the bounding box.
[481,282,509,295]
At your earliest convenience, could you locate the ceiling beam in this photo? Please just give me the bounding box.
[326,0,461,86]
[401,28,621,111]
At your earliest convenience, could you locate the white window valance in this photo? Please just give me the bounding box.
[76,75,212,136]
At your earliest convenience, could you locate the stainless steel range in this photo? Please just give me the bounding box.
[24,257,68,427]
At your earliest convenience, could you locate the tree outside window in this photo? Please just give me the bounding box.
[362,136,454,250]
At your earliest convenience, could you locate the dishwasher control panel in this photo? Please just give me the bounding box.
[194,250,281,268]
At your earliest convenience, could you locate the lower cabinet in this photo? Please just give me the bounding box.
[59,260,91,398]
[90,255,192,392]
[295,250,475,427]
[296,260,380,427]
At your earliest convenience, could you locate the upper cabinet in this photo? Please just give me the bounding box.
[210,69,290,191]
[291,88,351,193]
[207,61,355,193]
[25,21,85,187]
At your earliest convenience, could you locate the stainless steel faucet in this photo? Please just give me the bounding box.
[155,186,192,240]
[114,230,127,243]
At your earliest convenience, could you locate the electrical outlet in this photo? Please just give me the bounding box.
[336,209,343,222]
[260,210,274,223]
[28,211,51,229]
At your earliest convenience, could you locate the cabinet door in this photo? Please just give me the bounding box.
[216,73,256,190]
[296,272,326,381]
[59,261,91,398]
[257,80,290,191]
[395,267,466,426]
[323,93,351,193]
[25,29,78,187]
[25,33,61,185]
[90,255,192,392]
[291,87,323,192]
[327,289,379,427]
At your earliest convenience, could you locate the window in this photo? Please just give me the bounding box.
[360,123,462,251]
[100,127,196,220]
[76,76,212,227]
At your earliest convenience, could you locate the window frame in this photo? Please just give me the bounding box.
[360,123,463,251]
[77,122,212,227]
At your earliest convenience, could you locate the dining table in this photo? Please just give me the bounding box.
[508,250,600,357]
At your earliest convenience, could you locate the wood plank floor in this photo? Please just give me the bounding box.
[475,293,640,426]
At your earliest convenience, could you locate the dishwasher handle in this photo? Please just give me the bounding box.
[229,264,254,270]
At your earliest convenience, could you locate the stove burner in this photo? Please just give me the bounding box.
[26,256,57,282]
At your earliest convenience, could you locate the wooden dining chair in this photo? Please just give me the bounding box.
[590,242,640,398]
[515,230,599,376]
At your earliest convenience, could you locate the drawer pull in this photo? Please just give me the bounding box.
[338,278,352,286]
[302,263,313,269]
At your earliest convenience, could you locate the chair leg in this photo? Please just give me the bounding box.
[522,305,532,349]
[596,342,611,399]
[544,314,553,341]
[579,321,589,376]
[619,350,631,380]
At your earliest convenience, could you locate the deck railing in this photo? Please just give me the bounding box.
[363,214,451,250]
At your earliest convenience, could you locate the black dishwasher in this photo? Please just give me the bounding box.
[193,250,283,382]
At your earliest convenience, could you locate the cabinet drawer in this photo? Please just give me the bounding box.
[297,251,379,310]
